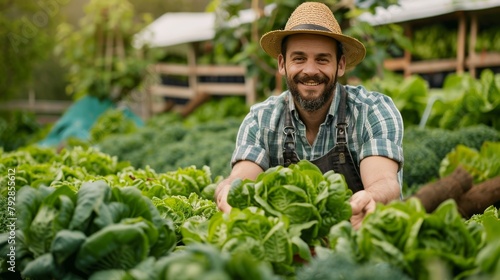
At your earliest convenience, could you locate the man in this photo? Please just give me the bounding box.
[215,2,404,229]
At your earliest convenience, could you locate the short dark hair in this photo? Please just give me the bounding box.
[280,36,344,61]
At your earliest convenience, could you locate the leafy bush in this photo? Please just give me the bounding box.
[402,142,440,191]
[429,70,500,130]
[56,0,161,101]
[296,250,411,280]
[328,198,485,280]
[93,96,247,177]
[182,207,296,274]
[403,124,499,189]
[0,181,177,278]
[440,141,500,184]
[89,108,140,143]
[465,206,500,278]
[228,160,352,244]
[0,111,45,152]
[127,243,278,280]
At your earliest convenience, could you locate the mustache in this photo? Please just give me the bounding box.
[293,74,329,84]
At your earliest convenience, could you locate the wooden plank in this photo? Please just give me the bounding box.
[0,100,72,114]
[195,65,247,76]
[408,59,457,73]
[36,115,62,125]
[383,58,407,71]
[154,63,248,76]
[197,83,248,95]
[466,52,500,68]
[149,84,195,98]
[154,63,191,75]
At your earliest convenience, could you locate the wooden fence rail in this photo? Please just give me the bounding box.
[0,96,72,124]
[146,63,256,117]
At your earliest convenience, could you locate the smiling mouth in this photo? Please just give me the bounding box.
[301,81,320,86]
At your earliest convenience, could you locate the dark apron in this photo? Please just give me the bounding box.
[283,86,364,193]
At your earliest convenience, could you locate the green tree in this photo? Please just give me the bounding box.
[0,0,65,101]
[55,0,164,101]
[206,0,409,99]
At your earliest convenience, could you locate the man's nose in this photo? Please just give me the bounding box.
[302,60,319,75]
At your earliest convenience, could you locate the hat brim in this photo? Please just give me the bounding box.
[260,29,366,70]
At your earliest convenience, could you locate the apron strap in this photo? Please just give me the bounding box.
[283,96,299,166]
[333,86,364,192]
[336,85,348,149]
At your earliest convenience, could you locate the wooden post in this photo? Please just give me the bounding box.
[468,13,478,78]
[403,23,412,77]
[187,44,198,97]
[456,11,466,74]
[29,89,35,110]
[245,76,256,104]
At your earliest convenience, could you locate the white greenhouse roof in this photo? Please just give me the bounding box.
[133,4,275,48]
[134,12,215,48]
[359,0,500,26]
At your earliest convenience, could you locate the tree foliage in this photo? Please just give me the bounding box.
[0,0,65,101]
[55,0,164,101]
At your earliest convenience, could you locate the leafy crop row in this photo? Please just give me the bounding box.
[366,69,500,130]
[1,146,499,279]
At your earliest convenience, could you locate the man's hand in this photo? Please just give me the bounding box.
[214,179,232,213]
[352,156,401,229]
[349,190,376,229]
[214,160,264,213]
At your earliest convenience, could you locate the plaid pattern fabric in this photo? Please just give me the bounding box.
[231,83,404,175]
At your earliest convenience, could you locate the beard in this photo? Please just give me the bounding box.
[286,69,338,112]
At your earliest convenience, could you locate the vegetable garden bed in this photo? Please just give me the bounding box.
[0,144,499,279]
[1,84,500,279]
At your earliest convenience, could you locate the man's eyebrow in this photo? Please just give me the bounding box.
[289,51,333,58]
[316,53,333,58]
[289,50,306,56]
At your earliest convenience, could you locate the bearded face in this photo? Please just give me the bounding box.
[278,34,344,113]
[286,68,338,112]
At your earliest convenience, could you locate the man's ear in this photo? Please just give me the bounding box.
[278,54,286,76]
[338,55,346,77]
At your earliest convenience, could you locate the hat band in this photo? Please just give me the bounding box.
[290,24,331,32]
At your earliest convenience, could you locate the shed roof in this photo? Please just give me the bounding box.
[133,5,275,49]
[358,0,500,25]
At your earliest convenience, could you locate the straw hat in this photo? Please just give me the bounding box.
[260,2,366,69]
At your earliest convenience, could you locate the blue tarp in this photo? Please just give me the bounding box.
[38,95,143,147]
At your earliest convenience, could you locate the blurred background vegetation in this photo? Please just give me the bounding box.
[1,0,403,103]
[0,0,213,102]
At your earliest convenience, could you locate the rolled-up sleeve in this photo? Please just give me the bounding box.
[359,94,404,170]
[231,110,270,170]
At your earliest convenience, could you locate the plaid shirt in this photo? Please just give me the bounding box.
[231,83,404,176]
